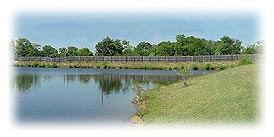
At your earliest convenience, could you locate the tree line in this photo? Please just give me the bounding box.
[11,34,262,58]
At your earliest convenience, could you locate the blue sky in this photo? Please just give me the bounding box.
[14,13,260,52]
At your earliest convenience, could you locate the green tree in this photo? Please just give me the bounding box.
[174,34,187,56]
[78,48,93,56]
[67,46,78,56]
[42,45,58,58]
[113,39,124,56]
[175,34,186,44]
[95,36,124,56]
[32,43,42,56]
[135,42,154,56]
[15,38,34,57]
[218,36,242,55]
[58,47,68,57]
[123,45,135,56]
[205,40,217,55]
[242,41,263,54]
[122,40,137,56]
[154,41,175,56]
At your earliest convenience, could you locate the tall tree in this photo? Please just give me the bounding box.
[174,34,187,56]
[15,38,34,57]
[42,45,58,58]
[218,36,242,55]
[32,43,42,56]
[95,36,124,56]
[67,46,78,56]
[123,45,135,56]
[154,41,175,56]
[58,47,68,57]
[135,42,154,56]
[78,48,93,56]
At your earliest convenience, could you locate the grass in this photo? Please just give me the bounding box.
[13,61,240,71]
[135,64,259,124]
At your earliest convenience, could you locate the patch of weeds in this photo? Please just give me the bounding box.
[32,60,39,67]
[38,63,45,68]
[69,64,74,68]
[218,64,226,70]
[239,56,253,65]
[191,63,199,70]
[101,61,107,69]
[205,63,215,70]
[49,63,58,68]
[132,85,150,118]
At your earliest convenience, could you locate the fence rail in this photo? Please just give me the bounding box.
[16,54,260,63]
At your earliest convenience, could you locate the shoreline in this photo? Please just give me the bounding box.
[13,61,240,71]
[131,64,259,124]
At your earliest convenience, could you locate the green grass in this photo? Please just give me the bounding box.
[140,64,259,124]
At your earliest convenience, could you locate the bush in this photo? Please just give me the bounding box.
[50,63,58,68]
[205,63,215,70]
[180,64,185,70]
[101,61,107,69]
[32,61,39,67]
[218,64,226,70]
[239,56,253,65]
[191,64,199,70]
[69,64,74,68]
[38,63,46,68]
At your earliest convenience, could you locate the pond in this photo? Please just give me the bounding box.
[12,67,212,124]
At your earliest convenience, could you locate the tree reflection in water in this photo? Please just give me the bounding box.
[13,74,41,94]
[94,74,124,95]
[14,72,179,95]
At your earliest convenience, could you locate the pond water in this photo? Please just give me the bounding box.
[12,67,212,124]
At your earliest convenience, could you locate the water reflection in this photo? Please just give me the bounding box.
[14,73,180,94]
[13,68,213,122]
[79,74,91,84]
[94,74,123,95]
[14,74,41,94]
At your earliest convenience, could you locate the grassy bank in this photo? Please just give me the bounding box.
[133,64,259,124]
[13,61,241,71]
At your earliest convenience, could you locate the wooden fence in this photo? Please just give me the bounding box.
[16,54,260,63]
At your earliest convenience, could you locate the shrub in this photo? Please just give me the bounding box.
[32,61,39,67]
[38,63,46,68]
[50,63,58,68]
[176,67,193,87]
[101,61,107,69]
[218,64,226,70]
[180,64,185,70]
[205,63,215,70]
[69,64,74,68]
[191,64,199,70]
[239,56,253,65]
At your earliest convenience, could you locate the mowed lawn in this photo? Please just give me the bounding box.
[142,64,260,124]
